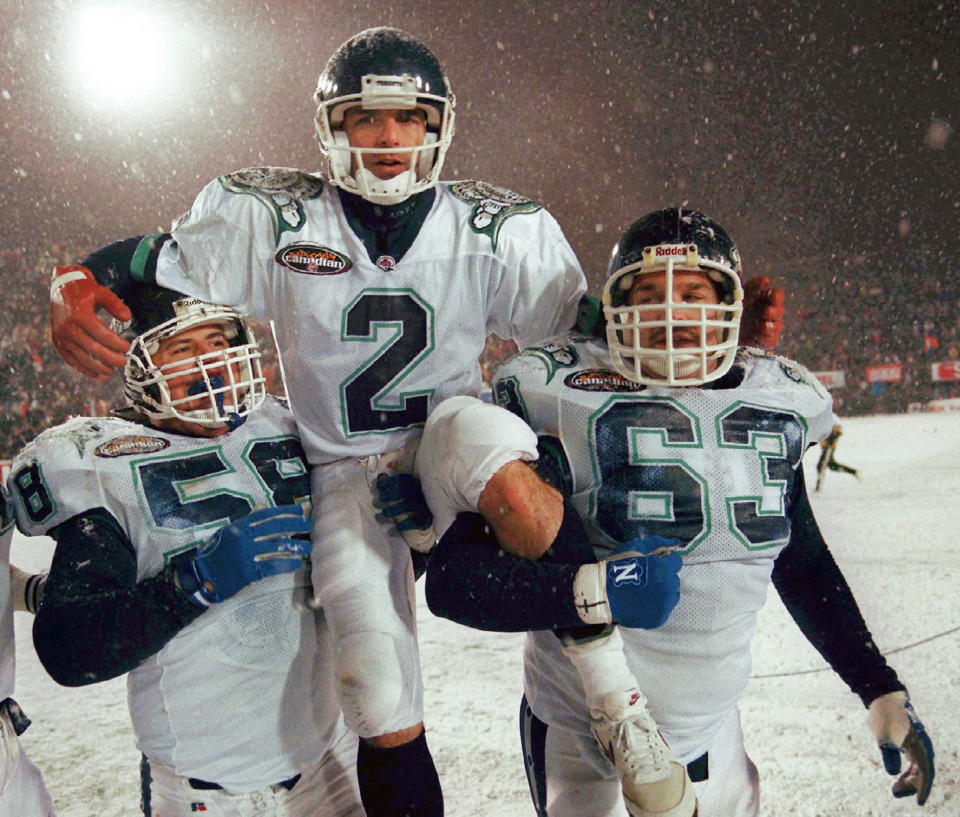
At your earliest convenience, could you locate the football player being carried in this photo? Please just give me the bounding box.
[48,28,783,816]
[400,208,933,816]
[8,282,364,816]
[48,28,587,815]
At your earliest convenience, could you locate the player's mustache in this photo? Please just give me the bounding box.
[646,327,703,346]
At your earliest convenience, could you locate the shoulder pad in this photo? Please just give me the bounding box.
[447,179,543,251]
[9,417,155,535]
[513,336,582,385]
[739,348,831,401]
[213,167,325,242]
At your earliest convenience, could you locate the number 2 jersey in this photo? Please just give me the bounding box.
[150,170,586,464]
[8,398,344,792]
[492,336,835,761]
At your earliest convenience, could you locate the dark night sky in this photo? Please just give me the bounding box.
[1,0,957,292]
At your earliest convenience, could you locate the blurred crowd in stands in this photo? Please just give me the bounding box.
[2,244,959,460]
[778,254,960,415]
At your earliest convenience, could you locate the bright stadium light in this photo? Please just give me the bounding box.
[70,4,180,109]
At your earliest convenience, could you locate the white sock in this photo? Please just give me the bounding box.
[563,627,639,710]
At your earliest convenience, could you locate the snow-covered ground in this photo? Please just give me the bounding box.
[11,412,959,816]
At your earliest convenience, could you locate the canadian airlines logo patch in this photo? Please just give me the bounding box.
[564,370,645,392]
[275,243,353,275]
[95,436,170,458]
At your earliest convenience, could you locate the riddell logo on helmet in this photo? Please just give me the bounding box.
[654,245,689,257]
[276,243,353,275]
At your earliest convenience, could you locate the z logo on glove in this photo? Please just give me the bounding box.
[609,559,645,587]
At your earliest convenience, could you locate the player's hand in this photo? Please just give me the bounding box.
[868,691,935,805]
[174,504,312,606]
[740,276,785,349]
[375,473,438,553]
[574,536,683,628]
[50,264,132,380]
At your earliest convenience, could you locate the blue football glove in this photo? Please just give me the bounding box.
[175,503,312,606]
[374,473,438,553]
[573,535,683,628]
[868,691,935,805]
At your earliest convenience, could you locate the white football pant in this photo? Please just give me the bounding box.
[142,728,362,817]
[0,706,55,816]
[309,458,424,737]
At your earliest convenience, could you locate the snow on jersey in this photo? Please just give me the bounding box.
[7,399,342,792]
[1,487,15,700]
[155,169,586,464]
[493,337,834,761]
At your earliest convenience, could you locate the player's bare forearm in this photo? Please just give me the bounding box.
[477,459,563,559]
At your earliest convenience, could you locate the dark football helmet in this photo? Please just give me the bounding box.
[118,282,266,428]
[314,27,456,204]
[602,208,744,385]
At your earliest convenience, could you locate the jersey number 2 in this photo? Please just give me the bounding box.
[340,290,435,436]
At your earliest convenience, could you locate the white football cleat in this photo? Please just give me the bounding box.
[590,689,697,817]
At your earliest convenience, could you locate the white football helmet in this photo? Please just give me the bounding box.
[602,208,744,386]
[313,27,456,205]
[121,287,266,428]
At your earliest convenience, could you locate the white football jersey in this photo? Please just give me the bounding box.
[493,337,834,761]
[8,399,343,793]
[155,170,586,464]
[1,489,15,700]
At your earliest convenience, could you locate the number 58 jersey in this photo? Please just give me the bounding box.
[493,337,835,760]
[7,398,340,792]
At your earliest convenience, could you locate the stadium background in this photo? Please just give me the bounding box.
[2,0,958,461]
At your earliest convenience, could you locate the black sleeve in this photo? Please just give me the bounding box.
[772,470,905,707]
[33,508,204,687]
[82,234,172,295]
[424,500,595,632]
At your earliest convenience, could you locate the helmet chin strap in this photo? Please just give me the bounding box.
[641,353,702,380]
[353,167,417,205]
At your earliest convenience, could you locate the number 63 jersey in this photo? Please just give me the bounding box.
[493,336,835,761]
[7,398,340,792]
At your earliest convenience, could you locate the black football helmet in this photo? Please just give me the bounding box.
[118,281,266,429]
[602,208,744,385]
[314,27,456,204]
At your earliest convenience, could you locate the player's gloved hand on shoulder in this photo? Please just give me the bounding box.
[868,690,935,805]
[174,503,312,607]
[573,535,683,628]
[50,264,132,379]
[740,276,785,349]
[374,473,438,553]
